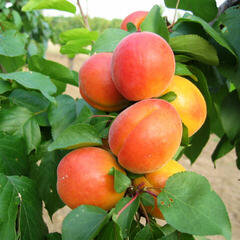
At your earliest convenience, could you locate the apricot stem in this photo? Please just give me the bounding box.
[144,190,158,198]
[117,192,139,218]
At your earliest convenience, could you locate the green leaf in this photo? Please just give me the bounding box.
[0,106,41,153]
[48,123,102,151]
[0,72,56,102]
[157,172,231,240]
[96,220,123,240]
[92,28,130,53]
[109,167,131,193]
[175,62,198,81]
[158,91,177,102]
[0,55,25,72]
[211,135,234,164]
[141,5,169,42]
[164,0,217,22]
[235,139,240,170]
[47,232,62,240]
[177,14,236,57]
[29,55,78,86]
[140,193,155,207]
[134,224,154,240]
[181,123,189,146]
[9,89,50,126]
[0,30,27,57]
[0,174,48,240]
[22,0,76,13]
[0,80,11,94]
[214,6,240,89]
[185,118,210,164]
[175,55,193,63]
[127,23,137,33]
[129,220,144,240]
[30,143,64,217]
[220,90,240,141]
[0,134,28,176]
[170,34,219,65]
[126,171,144,180]
[60,28,99,43]
[62,205,109,240]
[48,95,77,140]
[60,39,91,55]
[113,196,140,238]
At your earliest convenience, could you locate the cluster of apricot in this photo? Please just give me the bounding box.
[57,11,207,219]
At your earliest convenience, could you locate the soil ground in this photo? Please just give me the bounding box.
[44,42,240,240]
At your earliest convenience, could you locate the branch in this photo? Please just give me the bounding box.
[210,0,240,25]
[76,0,90,30]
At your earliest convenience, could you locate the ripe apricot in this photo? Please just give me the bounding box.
[163,75,207,136]
[79,52,128,112]
[57,147,125,210]
[108,99,182,173]
[134,160,185,219]
[120,11,148,31]
[111,32,175,101]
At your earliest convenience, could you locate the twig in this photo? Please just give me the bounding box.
[144,190,158,198]
[76,0,90,30]
[168,0,181,30]
[140,202,150,224]
[210,0,240,25]
[0,64,7,73]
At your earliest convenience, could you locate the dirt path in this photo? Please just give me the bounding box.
[44,43,240,239]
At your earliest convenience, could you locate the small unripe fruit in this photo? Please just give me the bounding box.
[109,99,182,173]
[120,11,148,31]
[79,53,128,112]
[163,75,207,136]
[111,32,175,101]
[134,160,186,219]
[57,147,125,210]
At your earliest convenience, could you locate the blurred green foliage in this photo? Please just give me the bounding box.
[45,16,122,43]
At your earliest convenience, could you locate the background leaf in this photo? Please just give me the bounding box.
[164,0,217,22]
[29,55,78,86]
[0,134,28,176]
[170,34,219,65]
[141,5,169,42]
[0,30,27,57]
[48,123,102,151]
[48,95,77,140]
[22,0,76,13]
[92,28,130,53]
[0,72,57,102]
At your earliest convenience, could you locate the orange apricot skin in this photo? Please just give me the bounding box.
[134,160,186,219]
[163,75,207,136]
[111,32,175,101]
[79,52,128,112]
[120,11,148,31]
[57,147,125,210]
[108,99,182,174]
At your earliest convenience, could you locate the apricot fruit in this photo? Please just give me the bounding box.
[163,75,207,136]
[120,11,148,31]
[79,52,128,112]
[134,160,186,219]
[111,32,175,101]
[57,147,125,210]
[108,99,182,173]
